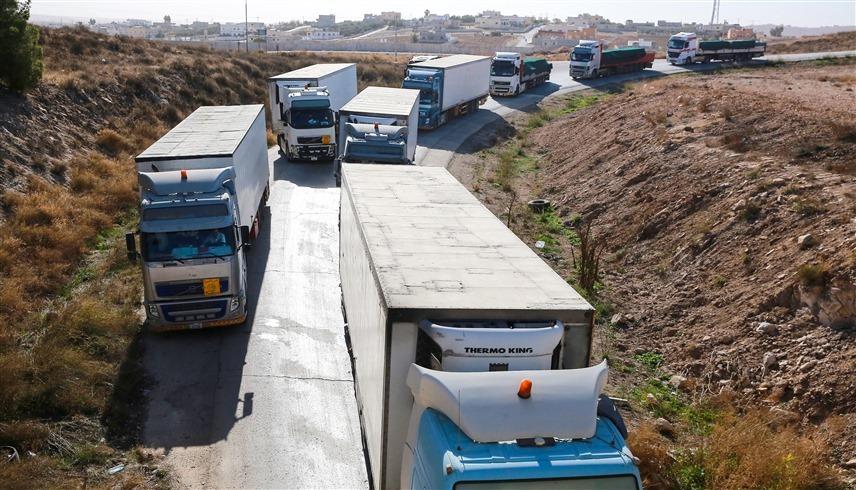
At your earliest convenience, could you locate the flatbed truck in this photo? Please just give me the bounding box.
[667,32,766,64]
[570,41,655,79]
[490,52,552,96]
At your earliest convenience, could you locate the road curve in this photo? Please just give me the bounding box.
[141,49,852,489]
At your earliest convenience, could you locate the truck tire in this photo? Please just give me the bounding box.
[597,395,628,439]
[514,85,520,96]
[687,57,693,65]
[277,134,284,155]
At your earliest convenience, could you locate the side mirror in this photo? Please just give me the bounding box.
[125,232,138,262]
[240,225,252,247]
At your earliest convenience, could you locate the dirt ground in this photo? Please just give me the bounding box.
[767,30,856,54]
[449,60,856,478]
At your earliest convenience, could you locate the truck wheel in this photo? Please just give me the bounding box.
[592,69,598,78]
[335,173,341,188]
[514,86,520,96]
[687,57,693,65]
[277,134,284,155]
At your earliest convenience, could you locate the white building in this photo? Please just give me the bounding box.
[220,22,265,37]
[317,14,336,28]
[302,28,341,40]
[475,12,532,30]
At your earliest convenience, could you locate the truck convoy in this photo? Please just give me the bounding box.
[570,41,655,79]
[489,52,553,96]
[339,164,641,489]
[402,54,490,130]
[334,87,420,186]
[667,32,767,64]
[267,64,358,161]
[127,105,270,331]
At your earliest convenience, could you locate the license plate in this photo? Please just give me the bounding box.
[310,156,318,161]
[202,278,221,296]
[189,322,203,329]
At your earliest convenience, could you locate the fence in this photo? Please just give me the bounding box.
[168,38,538,56]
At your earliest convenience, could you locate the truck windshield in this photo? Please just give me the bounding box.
[455,475,638,490]
[289,108,334,129]
[668,39,687,49]
[491,60,517,77]
[571,49,593,62]
[141,227,237,261]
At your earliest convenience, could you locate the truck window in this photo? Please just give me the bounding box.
[289,108,335,129]
[455,475,638,490]
[490,60,517,77]
[141,226,237,262]
[570,49,593,62]
[668,39,688,49]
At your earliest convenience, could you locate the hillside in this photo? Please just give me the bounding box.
[766,30,856,54]
[0,27,404,487]
[452,60,855,487]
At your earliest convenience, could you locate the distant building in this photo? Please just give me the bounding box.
[267,29,297,43]
[417,27,447,43]
[475,11,532,30]
[126,18,152,27]
[316,14,335,28]
[220,22,265,37]
[725,27,755,39]
[533,25,596,49]
[657,20,683,29]
[381,11,401,22]
[303,28,340,40]
[628,39,654,48]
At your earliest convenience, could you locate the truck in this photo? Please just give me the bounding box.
[570,41,655,79]
[267,63,358,161]
[489,52,553,97]
[339,163,642,489]
[402,54,490,130]
[126,105,270,331]
[667,32,767,65]
[334,87,419,186]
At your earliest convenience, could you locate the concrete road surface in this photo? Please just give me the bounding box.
[141,49,851,488]
[142,154,368,489]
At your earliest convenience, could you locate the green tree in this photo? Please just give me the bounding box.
[0,0,43,93]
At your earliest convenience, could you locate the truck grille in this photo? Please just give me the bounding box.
[492,81,511,86]
[668,50,681,58]
[297,136,324,144]
[155,278,228,298]
[160,299,229,322]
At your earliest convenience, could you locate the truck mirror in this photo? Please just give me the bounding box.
[240,225,252,246]
[125,232,138,262]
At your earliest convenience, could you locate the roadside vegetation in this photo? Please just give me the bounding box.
[0,0,43,93]
[458,61,853,488]
[0,26,405,486]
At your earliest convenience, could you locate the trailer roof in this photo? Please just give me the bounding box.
[342,164,593,313]
[136,105,262,162]
[268,63,355,81]
[340,87,419,117]
[408,54,490,69]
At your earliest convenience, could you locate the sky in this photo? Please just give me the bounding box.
[29,0,856,27]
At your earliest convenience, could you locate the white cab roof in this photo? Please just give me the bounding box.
[340,87,420,117]
[407,361,608,442]
[409,54,490,69]
[268,63,355,81]
[342,164,593,313]
[136,105,262,161]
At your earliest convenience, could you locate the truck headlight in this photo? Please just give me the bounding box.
[230,296,241,312]
[321,135,331,145]
[147,304,160,318]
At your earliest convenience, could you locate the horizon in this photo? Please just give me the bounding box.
[29,0,856,28]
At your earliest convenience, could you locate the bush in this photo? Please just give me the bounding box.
[0,0,44,93]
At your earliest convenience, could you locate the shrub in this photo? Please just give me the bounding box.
[0,0,43,93]
[797,263,829,287]
[94,128,132,157]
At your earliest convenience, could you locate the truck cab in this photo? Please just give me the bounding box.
[490,52,523,96]
[341,123,411,165]
[570,40,603,79]
[133,168,251,331]
[280,87,337,161]
[667,32,699,65]
[403,363,641,490]
[402,66,444,129]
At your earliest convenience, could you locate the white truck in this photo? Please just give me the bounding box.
[402,54,490,130]
[339,164,641,489]
[334,87,419,186]
[667,32,766,64]
[489,52,552,97]
[127,105,270,331]
[267,63,358,161]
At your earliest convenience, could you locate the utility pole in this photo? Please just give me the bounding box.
[710,0,720,26]
[244,0,249,52]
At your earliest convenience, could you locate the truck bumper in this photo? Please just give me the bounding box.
[290,144,336,161]
[490,84,513,96]
[145,295,247,332]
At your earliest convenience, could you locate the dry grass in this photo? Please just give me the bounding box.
[629,409,843,489]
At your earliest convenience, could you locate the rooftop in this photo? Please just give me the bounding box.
[340,87,419,117]
[268,63,354,81]
[409,54,490,69]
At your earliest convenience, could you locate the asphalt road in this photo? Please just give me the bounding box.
[141,49,853,489]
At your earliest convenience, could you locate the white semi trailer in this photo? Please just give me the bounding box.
[267,63,358,161]
[402,54,490,129]
[340,165,640,489]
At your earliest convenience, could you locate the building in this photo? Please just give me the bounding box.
[725,27,755,39]
[627,39,654,48]
[220,22,265,37]
[302,28,340,40]
[380,12,401,22]
[267,29,297,44]
[316,14,335,28]
[417,27,447,43]
[475,11,532,31]
[533,25,596,49]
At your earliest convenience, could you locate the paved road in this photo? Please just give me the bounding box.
[141,48,852,489]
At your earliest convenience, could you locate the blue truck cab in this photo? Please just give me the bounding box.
[402,55,490,130]
[402,363,641,490]
[402,67,444,129]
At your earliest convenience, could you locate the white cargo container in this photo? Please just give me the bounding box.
[338,87,420,164]
[267,64,358,160]
[402,54,490,129]
[339,164,594,489]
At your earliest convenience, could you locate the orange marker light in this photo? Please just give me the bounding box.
[180,169,188,180]
[518,379,533,399]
